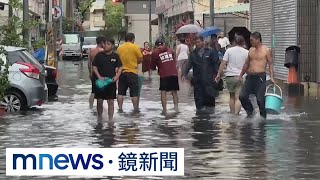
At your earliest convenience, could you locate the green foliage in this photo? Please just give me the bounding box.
[79,0,95,15]
[0,16,23,47]
[0,47,9,102]
[104,0,124,36]
[62,17,83,32]
[0,0,41,48]
[32,37,45,50]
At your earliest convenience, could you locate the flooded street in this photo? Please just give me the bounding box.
[1,60,320,179]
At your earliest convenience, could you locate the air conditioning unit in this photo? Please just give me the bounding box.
[37,0,45,4]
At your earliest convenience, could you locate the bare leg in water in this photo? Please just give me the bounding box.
[161,91,167,115]
[172,91,179,112]
[89,93,95,109]
[131,96,139,114]
[117,95,124,113]
[97,99,104,118]
[107,100,114,121]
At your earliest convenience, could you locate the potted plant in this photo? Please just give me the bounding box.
[0,46,9,116]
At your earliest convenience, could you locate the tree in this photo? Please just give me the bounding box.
[78,0,95,23]
[0,0,40,47]
[104,0,124,36]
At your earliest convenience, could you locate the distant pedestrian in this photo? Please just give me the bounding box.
[182,36,220,114]
[141,41,152,78]
[116,33,143,114]
[218,32,230,54]
[176,38,189,77]
[88,36,105,110]
[151,39,179,115]
[239,32,275,118]
[92,37,122,120]
[215,35,248,115]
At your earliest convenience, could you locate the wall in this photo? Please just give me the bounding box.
[166,0,193,17]
[127,14,158,47]
[194,0,239,13]
[297,0,319,82]
[317,0,320,82]
[125,0,156,14]
[203,14,248,34]
[273,0,297,80]
[0,2,9,27]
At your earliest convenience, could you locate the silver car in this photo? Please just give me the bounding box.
[0,46,48,112]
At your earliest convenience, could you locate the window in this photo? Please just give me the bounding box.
[63,34,80,44]
[83,38,96,45]
[7,50,43,70]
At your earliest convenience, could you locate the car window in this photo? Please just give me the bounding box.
[7,51,27,64]
[7,50,43,71]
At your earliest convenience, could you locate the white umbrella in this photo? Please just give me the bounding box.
[176,24,203,34]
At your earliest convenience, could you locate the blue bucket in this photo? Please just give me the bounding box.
[265,84,283,114]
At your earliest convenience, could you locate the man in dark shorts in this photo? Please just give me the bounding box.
[151,39,179,115]
[88,36,105,109]
[116,33,143,113]
[92,37,123,120]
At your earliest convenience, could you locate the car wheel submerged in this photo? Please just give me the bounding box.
[1,92,25,112]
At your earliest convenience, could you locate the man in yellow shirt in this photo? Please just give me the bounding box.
[117,33,143,113]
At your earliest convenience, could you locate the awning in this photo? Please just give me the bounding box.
[151,17,158,25]
[216,3,249,14]
[201,3,250,15]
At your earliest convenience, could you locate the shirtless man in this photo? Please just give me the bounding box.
[88,36,106,109]
[239,32,275,118]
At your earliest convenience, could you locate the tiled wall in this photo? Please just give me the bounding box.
[297,0,319,82]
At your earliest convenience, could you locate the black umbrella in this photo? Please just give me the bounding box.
[228,27,251,49]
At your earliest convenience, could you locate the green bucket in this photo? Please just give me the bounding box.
[265,84,283,114]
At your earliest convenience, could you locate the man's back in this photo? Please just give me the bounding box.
[117,42,143,74]
[224,46,248,76]
[152,47,178,78]
[89,47,104,76]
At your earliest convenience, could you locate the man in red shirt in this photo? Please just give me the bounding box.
[151,39,179,115]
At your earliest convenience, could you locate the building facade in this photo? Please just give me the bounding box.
[123,0,158,47]
[156,0,249,41]
[0,0,45,42]
[82,1,105,31]
[155,0,193,38]
[251,0,320,82]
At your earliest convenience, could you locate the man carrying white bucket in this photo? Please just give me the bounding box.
[239,32,275,118]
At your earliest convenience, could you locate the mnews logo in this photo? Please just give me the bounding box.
[6,148,184,176]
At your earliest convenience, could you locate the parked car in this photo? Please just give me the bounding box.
[44,65,58,96]
[0,46,48,112]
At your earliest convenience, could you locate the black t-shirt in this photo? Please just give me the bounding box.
[92,52,122,79]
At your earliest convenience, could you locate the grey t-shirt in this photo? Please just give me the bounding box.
[223,46,249,77]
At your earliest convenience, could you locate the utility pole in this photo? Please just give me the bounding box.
[71,0,74,32]
[210,0,214,26]
[148,0,152,45]
[59,0,63,61]
[23,0,30,48]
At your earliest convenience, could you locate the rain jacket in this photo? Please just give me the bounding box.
[183,47,220,109]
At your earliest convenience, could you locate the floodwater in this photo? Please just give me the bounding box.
[0,60,319,179]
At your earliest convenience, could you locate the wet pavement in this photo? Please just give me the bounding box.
[1,60,320,179]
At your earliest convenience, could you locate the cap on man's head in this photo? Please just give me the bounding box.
[155,39,164,46]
